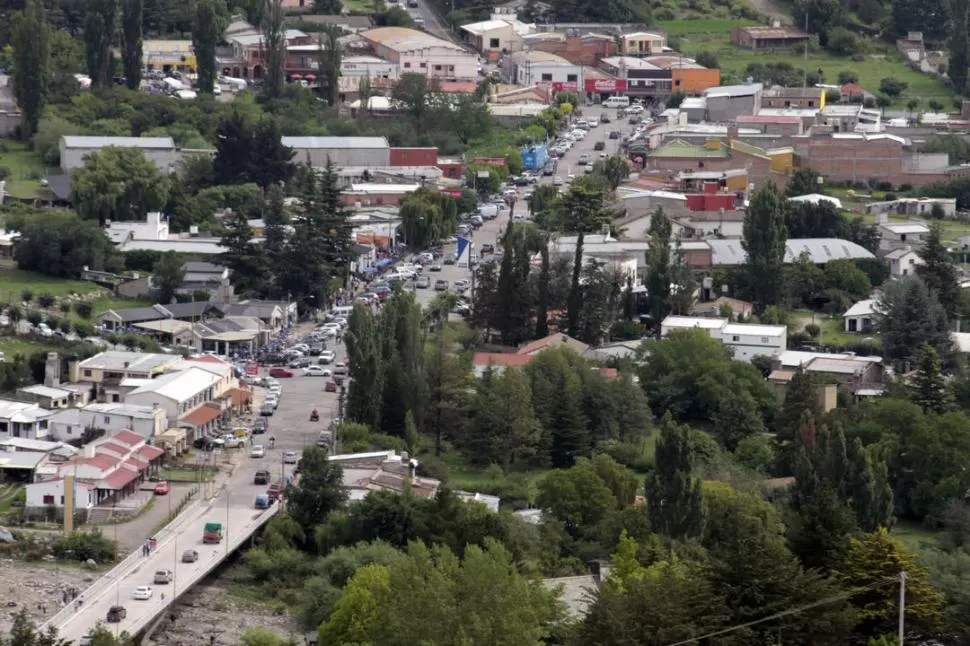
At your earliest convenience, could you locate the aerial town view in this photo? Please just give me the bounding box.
[2,0,970,642]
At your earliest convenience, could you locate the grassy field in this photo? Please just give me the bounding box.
[0,269,101,301]
[658,20,955,108]
[341,0,379,12]
[0,140,54,200]
[0,337,60,358]
[894,520,943,554]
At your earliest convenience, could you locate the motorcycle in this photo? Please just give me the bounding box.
[310,409,319,422]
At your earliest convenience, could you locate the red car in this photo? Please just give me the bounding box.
[153,481,170,495]
[325,380,337,392]
[269,368,294,378]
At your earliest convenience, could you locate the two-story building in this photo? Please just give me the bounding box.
[221,19,312,79]
[878,220,930,253]
[361,27,478,80]
[71,351,184,388]
[0,400,54,441]
[460,11,534,56]
[48,402,167,443]
[124,367,223,438]
[660,316,787,362]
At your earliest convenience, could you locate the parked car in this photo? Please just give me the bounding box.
[416,275,431,288]
[600,113,611,123]
[181,549,199,563]
[106,606,127,623]
[434,279,449,291]
[318,350,336,364]
[251,445,265,458]
[609,130,620,139]
[154,570,173,584]
[593,141,605,151]
[132,586,153,600]
[253,418,268,434]
[325,380,338,392]
[333,362,348,375]
[153,481,170,495]
[430,263,443,272]
[578,153,590,165]
[303,365,332,377]
[283,451,298,464]
[260,403,274,417]
[269,368,294,378]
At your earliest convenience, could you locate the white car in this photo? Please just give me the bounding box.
[333,362,348,375]
[304,366,332,377]
[250,445,265,458]
[625,104,645,115]
[319,350,336,364]
[553,176,564,186]
[222,434,246,448]
[133,586,153,600]
[588,118,599,127]
[283,451,298,464]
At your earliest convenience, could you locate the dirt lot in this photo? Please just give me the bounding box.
[0,560,302,644]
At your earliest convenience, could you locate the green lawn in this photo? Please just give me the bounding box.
[893,520,942,554]
[0,337,60,359]
[158,467,216,482]
[0,269,101,302]
[663,25,954,108]
[341,0,379,13]
[0,140,55,200]
[792,310,879,348]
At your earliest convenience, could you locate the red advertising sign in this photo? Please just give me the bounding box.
[439,189,462,198]
[551,81,578,92]
[584,78,628,93]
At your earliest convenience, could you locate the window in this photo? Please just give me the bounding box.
[0,422,6,432]
[489,38,500,48]
[760,336,769,344]
[541,73,553,81]
[60,496,65,505]
[83,369,92,377]
[900,233,907,241]
[404,62,411,68]
[731,335,740,342]
[104,416,111,424]
[808,100,815,107]
[434,65,442,71]
[448,65,454,71]
[43,495,54,505]
[567,74,577,82]
[420,62,427,68]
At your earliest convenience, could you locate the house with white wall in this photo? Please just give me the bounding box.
[660,316,787,362]
[48,402,167,443]
[844,298,878,333]
[124,367,222,438]
[361,27,478,80]
[886,247,923,278]
[0,401,55,441]
[71,351,183,386]
[878,219,929,253]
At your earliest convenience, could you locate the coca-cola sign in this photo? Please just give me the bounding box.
[585,78,628,93]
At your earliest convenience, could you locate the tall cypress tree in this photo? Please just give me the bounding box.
[121,0,143,90]
[10,0,51,140]
[84,0,118,88]
[646,413,705,539]
[646,206,672,324]
[742,182,788,309]
[191,0,227,94]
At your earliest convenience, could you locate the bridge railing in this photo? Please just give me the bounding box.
[43,498,205,631]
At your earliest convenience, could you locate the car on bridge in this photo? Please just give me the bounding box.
[106,606,126,623]
[154,570,173,584]
[181,549,199,563]
[132,586,153,600]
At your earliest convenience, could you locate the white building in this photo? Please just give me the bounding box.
[124,367,221,433]
[844,298,878,333]
[878,219,929,253]
[59,136,178,173]
[361,27,478,80]
[660,316,787,362]
[48,402,167,443]
[506,50,581,89]
[341,55,399,80]
[0,400,54,441]
[886,247,922,278]
[460,10,534,54]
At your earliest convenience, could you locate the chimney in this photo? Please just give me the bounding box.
[44,352,61,388]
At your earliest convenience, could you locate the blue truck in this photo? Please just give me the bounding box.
[521,145,549,171]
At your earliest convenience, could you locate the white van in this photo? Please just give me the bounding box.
[603,96,631,109]
[330,305,354,318]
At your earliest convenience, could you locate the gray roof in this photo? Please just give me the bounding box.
[0,450,45,470]
[183,261,225,274]
[61,136,175,149]
[46,174,72,200]
[704,83,763,99]
[708,238,875,266]
[101,301,214,323]
[282,136,389,149]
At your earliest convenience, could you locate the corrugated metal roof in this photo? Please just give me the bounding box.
[128,367,220,403]
[704,83,762,98]
[62,136,175,149]
[282,136,389,149]
[707,238,875,266]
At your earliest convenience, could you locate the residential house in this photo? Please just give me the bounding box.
[124,367,222,438]
[843,298,878,333]
[97,301,216,332]
[180,261,230,297]
[460,10,534,55]
[220,20,312,79]
[820,104,882,133]
[878,219,929,252]
[472,333,591,377]
[660,316,787,362]
[59,136,178,173]
[886,247,923,278]
[582,340,644,362]
[524,32,620,67]
[769,350,885,400]
[866,197,957,219]
[48,402,167,443]
[690,296,754,320]
[761,86,825,110]
[505,50,582,90]
[0,401,56,441]
[16,385,75,409]
[71,351,184,386]
[619,31,666,55]
[361,27,478,80]
[214,299,295,330]
[730,25,810,50]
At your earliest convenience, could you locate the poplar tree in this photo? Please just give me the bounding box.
[645,206,671,324]
[121,0,143,90]
[10,0,51,139]
[646,413,705,539]
[742,182,788,309]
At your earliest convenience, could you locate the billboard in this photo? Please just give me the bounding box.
[584,78,628,93]
[538,81,578,92]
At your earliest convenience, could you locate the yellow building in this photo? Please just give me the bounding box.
[143,40,198,73]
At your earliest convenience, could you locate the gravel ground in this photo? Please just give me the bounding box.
[0,560,101,635]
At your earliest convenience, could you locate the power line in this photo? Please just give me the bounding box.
[664,575,902,646]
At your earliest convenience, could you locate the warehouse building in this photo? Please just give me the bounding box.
[281,136,391,167]
[59,136,178,173]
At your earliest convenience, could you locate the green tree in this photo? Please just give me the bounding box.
[239,627,298,646]
[191,0,228,94]
[467,367,542,470]
[263,183,289,268]
[10,0,51,139]
[877,276,953,369]
[562,184,609,338]
[526,347,589,467]
[7,210,120,278]
[317,25,342,106]
[646,207,672,324]
[450,94,493,145]
[262,0,285,98]
[151,251,185,304]
[537,457,620,536]
[916,221,960,317]
[786,168,824,197]
[121,0,143,90]
[422,329,470,455]
[345,305,384,431]
[218,208,267,296]
[392,73,433,127]
[742,182,788,309]
[247,118,295,189]
[910,342,955,413]
[838,528,945,638]
[84,0,118,88]
[318,563,391,645]
[776,367,820,444]
[213,110,252,185]
[70,147,171,226]
[647,413,705,540]
[285,446,348,538]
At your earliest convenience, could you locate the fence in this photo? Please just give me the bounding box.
[42,498,204,631]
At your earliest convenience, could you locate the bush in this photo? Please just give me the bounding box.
[733,434,776,473]
[59,319,72,334]
[20,289,32,304]
[0,166,10,181]
[74,302,93,319]
[58,302,71,313]
[415,456,450,482]
[879,77,907,98]
[827,27,862,56]
[838,70,859,84]
[695,50,719,69]
[825,89,841,103]
[73,321,95,337]
[805,323,821,338]
[26,311,42,327]
[54,529,118,563]
[37,293,56,308]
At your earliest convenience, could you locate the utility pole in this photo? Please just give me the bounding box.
[898,569,907,646]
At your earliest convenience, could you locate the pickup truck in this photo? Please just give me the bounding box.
[202,522,224,544]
